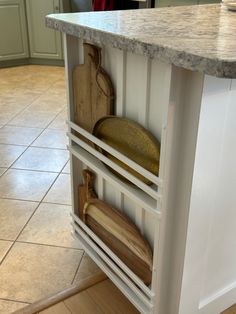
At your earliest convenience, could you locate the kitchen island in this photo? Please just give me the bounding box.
[46,5,236,314]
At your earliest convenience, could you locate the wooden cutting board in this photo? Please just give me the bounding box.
[72,43,114,134]
[79,170,153,285]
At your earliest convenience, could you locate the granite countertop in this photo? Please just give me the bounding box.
[46,4,236,78]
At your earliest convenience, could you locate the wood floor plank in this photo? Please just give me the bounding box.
[222,304,236,314]
[87,279,139,314]
[64,290,104,314]
[39,302,71,314]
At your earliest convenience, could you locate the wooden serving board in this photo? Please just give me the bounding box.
[79,170,153,285]
[72,43,114,134]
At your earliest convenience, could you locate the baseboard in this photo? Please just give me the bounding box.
[199,281,236,314]
[29,58,64,66]
[12,272,107,314]
[0,58,64,68]
[0,59,29,68]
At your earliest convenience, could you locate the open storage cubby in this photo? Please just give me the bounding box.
[64,36,170,313]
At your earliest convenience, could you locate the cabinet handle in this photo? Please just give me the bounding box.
[54,5,59,12]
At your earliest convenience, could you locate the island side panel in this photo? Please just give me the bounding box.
[179,75,236,314]
[63,33,85,217]
[156,67,204,314]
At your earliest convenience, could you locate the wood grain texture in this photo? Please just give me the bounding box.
[81,170,153,285]
[78,169,97,220]
[87,279,139,314]
[64,290,104,314]
[38,279,139,314]
[72,43,114,134]
[221,304,236,314]
[39,302,71,314]
[85,209,152,284]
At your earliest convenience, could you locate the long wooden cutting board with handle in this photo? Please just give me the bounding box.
[73,43,114,133]
[79,169,153,285]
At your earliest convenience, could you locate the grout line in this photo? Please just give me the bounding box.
[29,145,68,151]
[0,297,30,305]
[0,168,7,177]
[0,241,14,266]
[71,251,85,285]
[0,197,39,204]
[0,196,71,207]
[10,167,65,174]
[0,168,62,175]
[42,201,72,206]
[0,143,30,147]
[15,240,84,251]
[2,146,28,169]
[64,301,73,314]
[0,239,14,243]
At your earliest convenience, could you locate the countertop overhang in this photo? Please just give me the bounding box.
[46,4,236,78]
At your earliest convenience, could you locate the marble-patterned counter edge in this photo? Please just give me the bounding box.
[46,6,236,78]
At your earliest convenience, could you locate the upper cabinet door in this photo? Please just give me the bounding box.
[26,0,63,60]
[0,0,29,61]
[155,0,197,6]
[198,0,221,3]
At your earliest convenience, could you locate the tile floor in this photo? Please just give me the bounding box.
[0,65,102,313]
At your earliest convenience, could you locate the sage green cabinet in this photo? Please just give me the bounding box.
[26,0,62,60]
[198,0,220,3]
[0,0,29,61]
[156,0,197,7]
[155,0,220,6]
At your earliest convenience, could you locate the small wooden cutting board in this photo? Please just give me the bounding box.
[72,43,114,133]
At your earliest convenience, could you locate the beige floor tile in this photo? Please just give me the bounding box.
[12,147,69,172]
[0,90,40,102]
[43,174,71,205]
[27,95,65,114]
[31,129,68,149]
[19,203,82,249]
[0,112,17,125]
[0,102,28,113]
[8,109,57,129]
[0,96,34,110]
[7,90,41,102]
[0,242,83,303]
[47,110,67,131]
[0,144,26,167]
[0,102,28,125]
[0,199,38,241]
[0,240,12,263]
[0,299,28,314]
[0,169,7,176]
[0,126,43,146]
[73,254,103,284]
[46,86,67,98]
[62,161,70,174]
[0,169,57,201]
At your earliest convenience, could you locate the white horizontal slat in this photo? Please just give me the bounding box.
[69,144,161,218]
[72,226,152,314]
[72,213,154,299]
[68,120,161,187]
[68,132,159,200]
